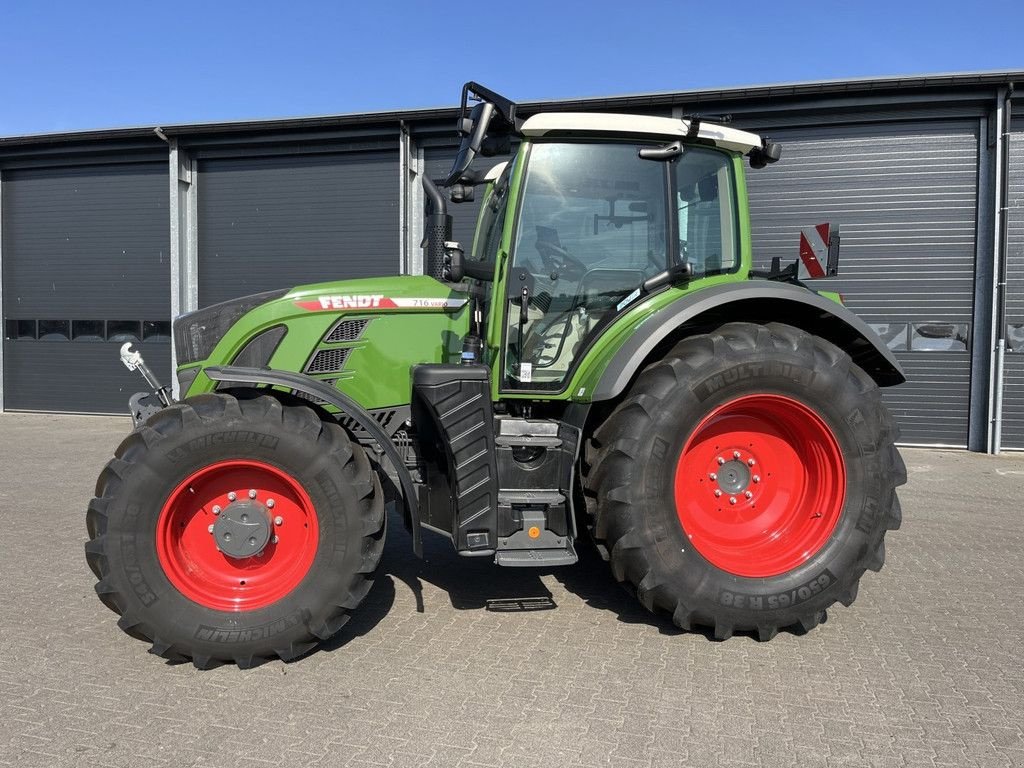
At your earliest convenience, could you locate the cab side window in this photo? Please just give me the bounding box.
[676,150,738,276]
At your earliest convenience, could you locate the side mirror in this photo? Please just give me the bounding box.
[749,141,782,169]
[445,102,496,186]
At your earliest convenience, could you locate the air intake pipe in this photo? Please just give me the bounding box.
[422,176,453,281]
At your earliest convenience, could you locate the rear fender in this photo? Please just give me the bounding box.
[591,281,905,402]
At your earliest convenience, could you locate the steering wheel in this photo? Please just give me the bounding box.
[535,240,587,281]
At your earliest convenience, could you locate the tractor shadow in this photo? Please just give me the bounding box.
[366,508,684,636]
[319,508,802,658]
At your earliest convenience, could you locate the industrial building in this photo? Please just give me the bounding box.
[0,70,1020,451]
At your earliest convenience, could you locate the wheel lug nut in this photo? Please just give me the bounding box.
[729,497,737,505]
[274,516,284,526]
[248,489,257,499]
[748,458,756,466]
[753,475,761,483]
[733,451,741,459]
[717,457,725,465]
[208,524,215,533]
[272,535,279,544]
[212,505,221,515]
[714,490,722,497]
[227,492,237,502]
[266,499,275,509]
[709,473,717,480]
[745,491,753,499]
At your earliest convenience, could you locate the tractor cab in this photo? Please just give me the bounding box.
[424,82,779,394]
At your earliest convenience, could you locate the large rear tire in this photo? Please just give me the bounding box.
[584,322,905,640]
[85,393,385,668]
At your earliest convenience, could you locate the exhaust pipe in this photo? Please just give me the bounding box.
[421,176,453,281]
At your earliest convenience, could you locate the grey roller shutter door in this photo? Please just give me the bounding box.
[197,151,399,306]
[1001,129,1024,449]
[744,121,980,446]
[2,162,170,413]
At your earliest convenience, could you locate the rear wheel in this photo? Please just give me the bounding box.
[584,322,904,640]
[85,393,385,668]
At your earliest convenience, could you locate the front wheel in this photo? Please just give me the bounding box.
[85,393,385,668]
[585,322,905,640]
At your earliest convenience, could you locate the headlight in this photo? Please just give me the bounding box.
[172,289,286,365]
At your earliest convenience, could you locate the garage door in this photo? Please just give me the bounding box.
[1001,127,1024,449]
[744,120,980,446]
[197,151,399,306]
[2,162,170,413]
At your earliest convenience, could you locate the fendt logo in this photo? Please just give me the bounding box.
[316,294,385,309]
[294,294,390,311]
[293,295,468,312]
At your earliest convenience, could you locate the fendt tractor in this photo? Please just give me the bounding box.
[86,83,906,668]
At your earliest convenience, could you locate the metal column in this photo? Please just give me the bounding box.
[404,136,425,276]
[0,168,4,412]
[169,140,198,398]
[988,87,1013,453]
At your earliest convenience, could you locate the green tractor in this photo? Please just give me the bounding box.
[86,83,905,668]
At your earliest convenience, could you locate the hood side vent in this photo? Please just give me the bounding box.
[306,347,351,374]
[325,318,370,343]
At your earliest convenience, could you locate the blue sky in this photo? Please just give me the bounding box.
[1,0,1021,137]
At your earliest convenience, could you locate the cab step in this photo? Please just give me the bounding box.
[495,541,578,567]
[494,503,577,567]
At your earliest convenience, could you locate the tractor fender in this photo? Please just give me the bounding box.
[591,281,905,402]
[203,365,422,557]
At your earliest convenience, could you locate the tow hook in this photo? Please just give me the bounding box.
[120,343,172,425]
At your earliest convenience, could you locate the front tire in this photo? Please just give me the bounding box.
[85,393,385,668]
[585,322,905,640]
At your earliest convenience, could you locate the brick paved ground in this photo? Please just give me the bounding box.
[0,412,1022,768]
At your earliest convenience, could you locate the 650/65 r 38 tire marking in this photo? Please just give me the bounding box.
[156,459,319,612]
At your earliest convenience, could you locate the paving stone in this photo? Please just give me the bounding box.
[0,415,1022,768]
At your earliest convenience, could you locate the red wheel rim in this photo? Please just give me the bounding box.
[156,460,319,611]
[673,394,846,578]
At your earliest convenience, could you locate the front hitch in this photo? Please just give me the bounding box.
[119,343,172,425]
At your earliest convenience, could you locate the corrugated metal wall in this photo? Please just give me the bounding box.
[1,162,171,413]
[0,92,1017,444]
[1001,128,1024,449]
[744,121,980,446]
[197,151,400,306]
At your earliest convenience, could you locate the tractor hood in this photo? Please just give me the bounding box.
[286,275,469,314]
[174,275,472,409]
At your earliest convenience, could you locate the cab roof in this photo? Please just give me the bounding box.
[520,113,763,154]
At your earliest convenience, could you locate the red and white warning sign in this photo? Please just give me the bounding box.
[797,223,839,279]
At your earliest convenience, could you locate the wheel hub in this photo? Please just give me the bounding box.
[213,500,272,559]
[715,459,751,495]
